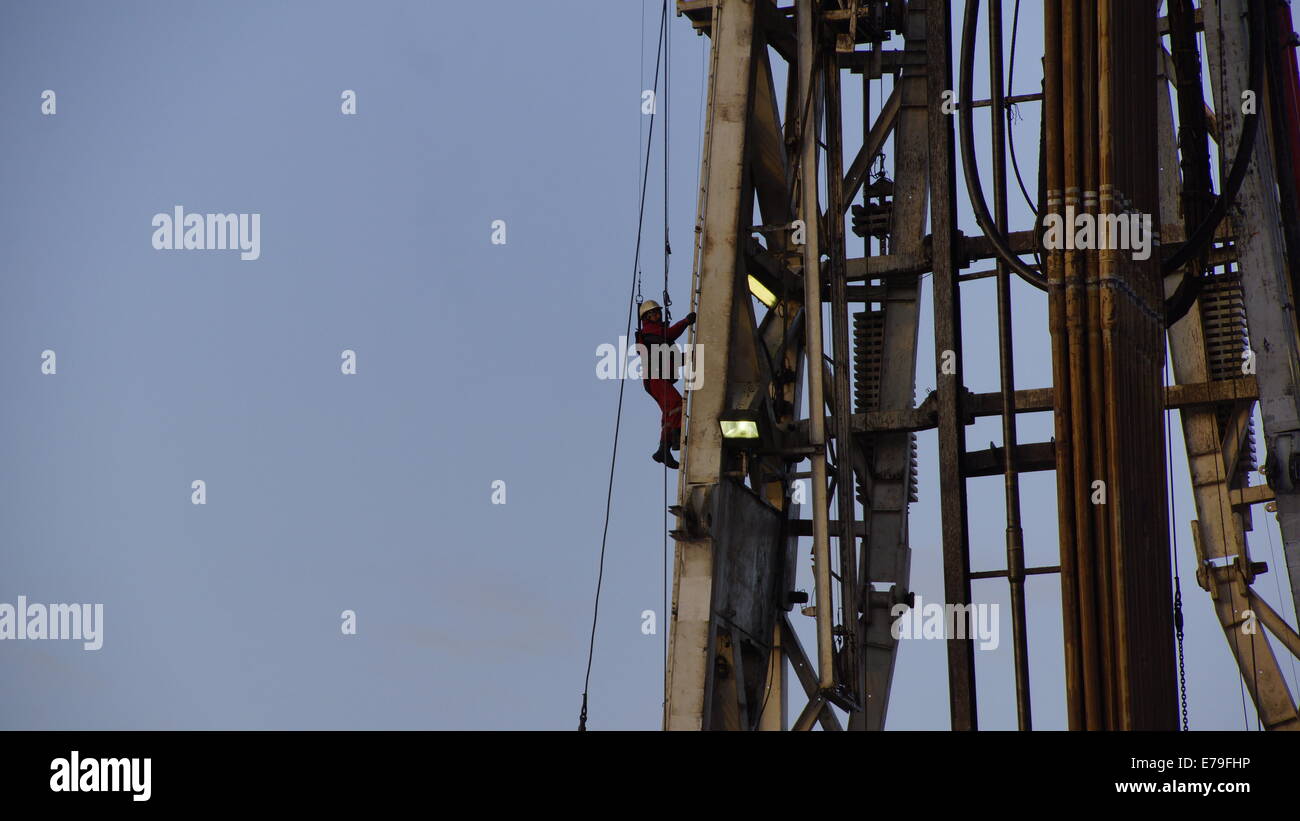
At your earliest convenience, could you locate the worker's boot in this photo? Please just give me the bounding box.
[652,441,680,469]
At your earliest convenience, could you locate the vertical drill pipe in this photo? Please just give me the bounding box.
[824,43,862,705]
[1082,0,1118,728]
[1064,0,1104,729]
[797,0,836,691]
[1123,0,1175,729]
[1044,0,1086,730]
[1097,0,1123,727]
[987,0,1033,730]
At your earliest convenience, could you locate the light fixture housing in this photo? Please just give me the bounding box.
[747,275,778,308]
[718,408,763,443]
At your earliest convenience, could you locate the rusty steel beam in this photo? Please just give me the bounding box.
[986,0,1032,727]
[824,19,864,712]
[927,0,978,731]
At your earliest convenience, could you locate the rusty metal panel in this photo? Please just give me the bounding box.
[709,480,783,646]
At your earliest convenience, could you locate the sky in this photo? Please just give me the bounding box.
[0,0,1297,731]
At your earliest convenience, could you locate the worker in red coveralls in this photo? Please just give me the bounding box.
[635,300,696,469]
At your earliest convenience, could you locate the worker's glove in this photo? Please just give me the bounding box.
[685,312,697,325]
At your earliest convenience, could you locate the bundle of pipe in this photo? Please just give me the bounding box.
[1043,0,1179,730]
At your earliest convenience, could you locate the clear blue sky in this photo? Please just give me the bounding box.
[0,0,1296,730]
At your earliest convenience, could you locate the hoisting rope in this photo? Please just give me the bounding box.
[579,0,671,732]
[658,0,673,712]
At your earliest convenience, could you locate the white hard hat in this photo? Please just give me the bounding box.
[638,300,662,318]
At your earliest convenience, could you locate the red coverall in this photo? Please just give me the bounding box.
[636,315,692,446]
